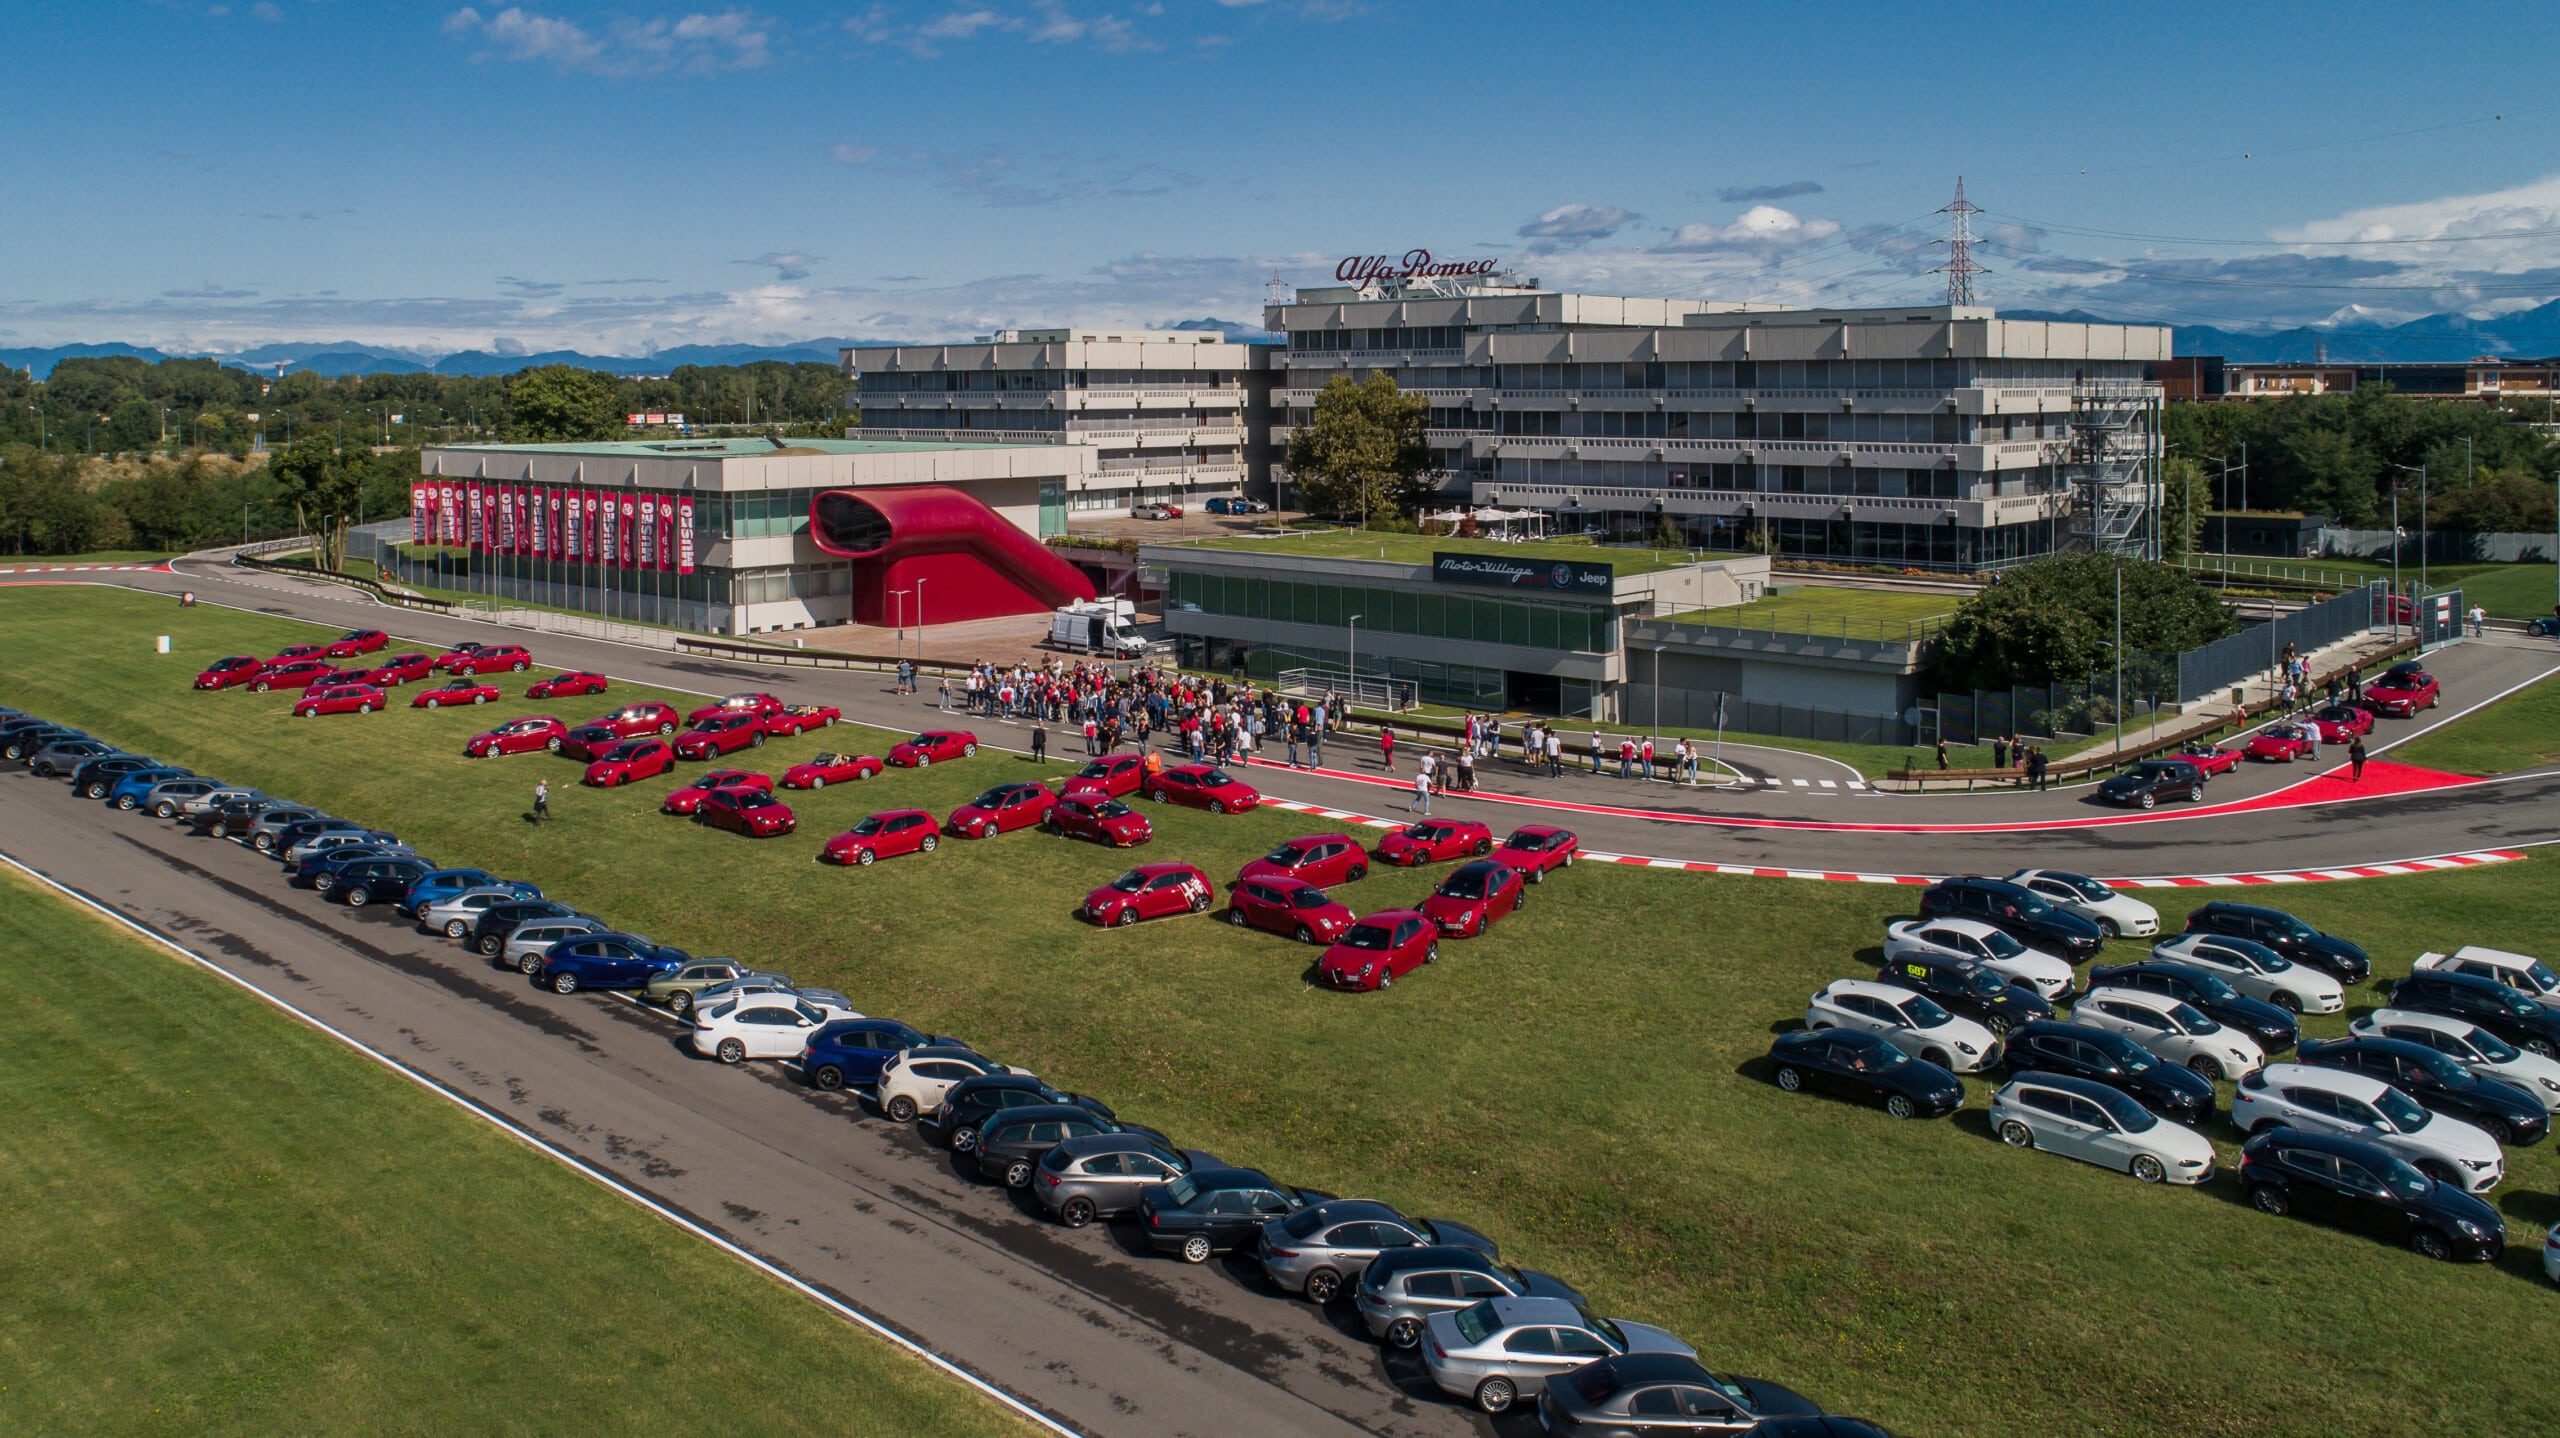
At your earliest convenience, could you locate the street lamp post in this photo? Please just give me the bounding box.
[1346,614,1363,708]
[2390,461,2427,605]
[1650,643,1664,767]
[914,578,928,654]
[891,587,911,660]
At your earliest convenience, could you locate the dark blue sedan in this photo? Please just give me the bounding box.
[402,868,542,919]
[537,934,689,995]
[1766,1027,1964,1119]
[799,1018,960,1091]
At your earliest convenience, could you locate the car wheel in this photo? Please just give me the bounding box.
[443,919,468,939]
[951,1126,979,1154]
[2249,1183,2290,1216]
[886,1094,919,1123]
[657,722,675,735]
[1293,924,1315,944]
[2095,917,2119,939]
[518,953,542,975]
[1884,1093,1917,1120]
[155,801,177,819]
[546,737,561,752]
[812,1064,845,1091]
[117,795,137,810]
[1004,1159,1034,1189]
[426,697,440,708]
[1189,891,1211,914]
[209,822,229,840]
[1302,1268,1341,1304]
[1114,908,1137,927]
[1922,1049,1950,1069]
[963,743,977,756]
[1228,907,1248,927]
[750,732,765,747]
[669,990,694,1016]
[477,934,503,957]
[920,834,938,852]
[916,755,931,768]
[82,783,104,799]
[2477,1117,2513,1146]
[711,1038,746,1065]
[253,834,274,852]
[1472,838,1492,856]
[809,776,825,789]
[1149,788,1167,804]
[473,694,488,705]
[2187,1054,2225,1081]
[511,661,527,672]
[1060,1196,1096,1228]
[254,681,271,692]
[1775,1065,1804,1093]
[2140,793,2156,810]
[1180,1234,1215,1265]
[2130,1154,2167,1184]
[551,972,579,994]
[1347,864,1366,881]
[2526,1038,2556,1058]
[345,887,369,908]
[2270,991,2301,1014]
[1376,971,1393,990]
[1424,940,1439,963]
[2412,1227,2458,1261]
[2000,1119,2035,1148]
[1474,1376,1517,1415]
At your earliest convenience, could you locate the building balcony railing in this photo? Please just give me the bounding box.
[1467,480,2067,527]
[851,426,1066,445]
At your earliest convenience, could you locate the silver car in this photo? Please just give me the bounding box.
[1033,1132,1200,1228]
[245,806,327,853]
[1355,1247,1585,1350]
[420,887,527,940]
[1255,1199,1497,1304]
[1419,1295,1694,1415]
[288,830,404,865]
[504,918,609,973]
[181,784,264,818]
[30,739,117,776]
[143,777,224,817]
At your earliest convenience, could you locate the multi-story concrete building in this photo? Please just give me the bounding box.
[1266,274,2171,569]
[845,329,1273,515]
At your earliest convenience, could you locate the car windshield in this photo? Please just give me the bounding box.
[1108,869,1148,892]
[2271,916,2317,941]
[967,788,1008,808]
[1436,870,1491,900]
[1160,1177,1198,1209]
[1290,889,1336,911]
[2049,874,2111,901]
[1265,843,1310,865]
[1580,1312,1628,1351]
[850,817,887,836]
[1901,994,1955,1027]
[1980,929,2027,959]
[1451,1301,1498,1347]
[2376,1088,2431,1131]
[604,743,645,760]
[1504,830,1553,851]
[2091,1087,2158,1133]
[1197,768,1236,787]
[2001,889,2053,919]
[905,734,936,747]
[1092,799,1132,818]
[736,794,778,810]
[2182,971,2242,1003]
[1077,761,1117,777]
[1952,965,2008,997]
[1340,923,1394,951]
[2165,1001,2219,1033]
[2467,1028,2522,1062]
[2518,960,2560,993]
[2373,1155,2433,1198]
[2411,1050,2475,1088]
[2092,1033,2155,1072]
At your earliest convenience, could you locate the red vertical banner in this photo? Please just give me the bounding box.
[676,496,695,574]
[655,498,676,570]
[411,484,428,544]
[598,489,619,565]
[481,486,499,553]
[619,496,638,567]
[635,494,657,571]
[465,484,484,549]
[569,493,587,561]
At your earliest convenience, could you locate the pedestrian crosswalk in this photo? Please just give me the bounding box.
[1756,776,1866,791]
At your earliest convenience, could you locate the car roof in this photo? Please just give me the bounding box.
[1908,917,2002,939]
[2260,1062,2389,1099]
[985,1102,1101,1128]
[1054,1130,1168,1157]
[2245,1125,2401,1164]
[1580,1352,1713,1387]
[1180,1166,1278,1191]
[2304,1035,2434,1065]
[1130,861,1199,876]
[1349,908,1427,925]
[2082,985,2179,1011]
[1446,859,1510,880]
[1480,1295,1582,1329]
[1825,978,1924,1003]
[2447,945,2545,972]
[1299,1198,1407,1226]
[903,1044,989,1064]
[2361,1009,2466,1036]
[1367,1243,1500,1276]
[2194,900,2281,919]
[2001,1071,2125,1103]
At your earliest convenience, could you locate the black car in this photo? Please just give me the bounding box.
[271,815,372,855]
[2298,1037,2549,1146]
[332,856,437,909]
[1352,1244,1582,1350]
[2238,1126,2505,1262]
[469,898,586,956]
[193,796,283,841]
[1139,1166,1333,1264]
[1875,952,2054,1035]
[1917,877,2104,961]
[973,1103,1172,1188]
[2095,759,2206,809]
[2387,972,2560,1058]
[2182,901,2371,984]
[0,723,81,761]
[924,1072,1114,1153]
[70,754,163,795]
[1766,1029,1964,1119]
[2086,960,2299,1054]
[2002,1019,2218,1125]
[1536,1353,1824,1438]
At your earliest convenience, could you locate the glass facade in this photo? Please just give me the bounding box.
[1182,637,1517,712]
[699,487,819,542]
[1164,569,1614,653]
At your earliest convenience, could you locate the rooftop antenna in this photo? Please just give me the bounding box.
[1932,176,1988,307]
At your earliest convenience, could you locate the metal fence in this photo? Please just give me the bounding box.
[2173,581,2386,702]
[1273,665,1420,713]
[1644,688,1913,747]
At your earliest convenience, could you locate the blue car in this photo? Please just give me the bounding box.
[537,933,690,995]
[102,766,193,810]
[402,868,541,919]
[799,1018,962,1091]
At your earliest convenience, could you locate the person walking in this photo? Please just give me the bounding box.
[1379,725,1396,771]
[1545,728,1563,777]
[2469,603,2487,638]
[1935,738,1949,771]
[2029,746,2048,791]
[1409,768,1431,814]
[1030,717,1048,763]
[1419,750,1438,794]
[1589,730,1605,774]
[2348,735,2368,781]
[1284,722,1301,769]
[533,778,550,823]
[1456,743,1475,792]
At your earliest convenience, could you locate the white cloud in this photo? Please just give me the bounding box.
[1517,203,1638,246]
[846,2,1158,57]
[1656,205,1842,254]
[736,251,821,281]
[250,1,281,20]
[829,140,880,166]
[444,6,771,75]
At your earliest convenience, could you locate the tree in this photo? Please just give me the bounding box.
[502,365,622,442]
[1928,553,2239,692]
[1283,373,1437,525]
[268,437,367,571]
[2158,455,2210,561]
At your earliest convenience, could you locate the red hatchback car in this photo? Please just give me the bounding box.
[584,738,677,786]
[588,703,683,738]
[1373,819,1495,867]
[269,644,329,666]
[324,628,389,658]
[1065,753,1147,797]
[662,770,772,815]
[527,671,609,700]
[465,716,568,758]
[888,730,978,767]
[1420,859,1527,939]
[291,683,388,717]
[414,677,501,708]
[673,712,771,759]
[1239,833,1370,889]
[696,787,797,838]
[363,653,438,686]
[765,703,842,736]
[686,691,786,725]
[948,781,1056,838]
[248,659,334,692]
[2364,662,2441,717]
[195,655,264,689]
[2305,703,2375,745]
[1082,862,1216,927]
[1045,791,1152,847]
[1316,910,1438,991]
[1227,875,1355,944]
[436,643,534,675]
[1493,824,1580,883]
[558,724,622,761]
[2244,723,2317,763]
[821,809,941,865]
[781,752,883,788]
[1146,763,1261,814]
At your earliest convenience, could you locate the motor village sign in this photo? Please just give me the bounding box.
[1334,249,1502,284]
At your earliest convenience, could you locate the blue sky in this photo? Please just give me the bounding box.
[7,0,2560,356]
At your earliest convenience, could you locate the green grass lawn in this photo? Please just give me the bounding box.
[1663,584,1956,639]
[6,586,2559,1438]
[0,865,1036,1438]
[2181,553,2560,619]
[1169,528,1727,576]
[2393,668,2560,775]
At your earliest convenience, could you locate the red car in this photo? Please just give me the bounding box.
[2243,723,2317,763]
[1373,819,1495,867]
[1066,753,1147,797]
[1491,824,1580,883]
[696,787,797,838]
[948,781,1056,838]
[1145,763,1261,814]
[765,703,842,736]
[526,671,609,700]
[414,677,501,708]
[673,712,771,759]
[1045,791,1152,847]
[1316,910,1438,991]
[1082,862,1215,927]
[685,692,787,725]
[324,628,388,658]
[247,659,334,692]
[820,809,941,866]
[465,716,569,758]
[435,643,534,675]
[2173,742,2239,777]
[781,752,883,789]
[1227,875,1355,944]
[195,656,264,689]
[2305,703,2375,744]
[888,730,977,767]
[662,770,773,815]
[316,665,376,686]
[291,683,388,717]
[558,724,623,761]
[2364,662,2441,717]
[1420,859,1527,939]
[589,703,684,738]
[584,738,676,786]
[362,653,438,686]
[269,644,329,666]
[1239,834,1370,889]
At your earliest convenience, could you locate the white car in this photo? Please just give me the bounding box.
[690,994,855,1065]
[502,918,606,973]
[2412,946,2560,1002]
[1883,918,2076,1001]
[1805,979,2001,1073]
[2233,1063,2503,1193]
[1989,1073,2217,1184]
[875,1046,1016,1123]
[419,887,526,940]
[2007,869,2160,939]
[2150,934,2344,1015]
[692,976,856,1016]
[2350,1008,2560,1113]
[2075,987,2266,1081]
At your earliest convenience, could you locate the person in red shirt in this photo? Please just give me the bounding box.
[1379,725,1396,771]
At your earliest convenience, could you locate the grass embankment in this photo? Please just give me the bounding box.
[2183,553,2560,619]
[2393,669,2560,776]
[0,866,1036,1438]
[4,586,2558,1438]
[1664,584,1956,637]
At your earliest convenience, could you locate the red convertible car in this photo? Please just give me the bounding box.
[820,809,941,865]
[362,653,438,686]
[673,712,771,759]
[291,683,388,717]
[1493,824,1580,883]
[888,730,977,767]
[588,702,683,738]
[1238,833,1370,889]
[2244,723,2317,763]
[1316,910,1438,991]
[1082,862,1215,927]
[269,644,329,666]
[195,656,264,689]
[2306,704,2375,744]
[781,752,884,788]
[435,643,534,675]
[662,770,772,815]
[526,671,609,700]
[765,703,842,736]
[324,628,389,658]
[1045,791,1152,847]
[248,659,335,692]
[414,677,502,708]
[2173,741,2240,777]
[696,787,797,838]
[948,782,1056,838]
[2364,662,2441,717]
[1227,875,1355,944]
[1064,753,1147,797]
[1145,763,1261,814]
[1420,859,1527,939]
[685,691,787,725]
[465,716,568,758]
[1373,819,1495,867]
[584,738,677,786]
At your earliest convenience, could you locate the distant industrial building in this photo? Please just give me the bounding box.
[2205,357,2560,402]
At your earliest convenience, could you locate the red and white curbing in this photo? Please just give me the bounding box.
[1254,795,2527,888]
[0,563,168,574]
